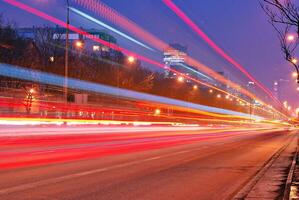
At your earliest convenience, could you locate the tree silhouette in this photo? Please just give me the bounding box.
[261,0,299,83]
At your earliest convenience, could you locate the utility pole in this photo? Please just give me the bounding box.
[64,0,70,104]
[247,81,255,122]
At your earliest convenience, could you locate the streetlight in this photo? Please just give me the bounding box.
[75,40,84,48]
[216,94,221,99]
[247,81,255,121]
[29,88,35,94]
[154,108,161,115]
[193,85,198,90]
[287,34,296,42]
[209,89,213,94]
[292,72,298,78]
[177,76,184,82]
[291,58,298,64]
[127,56,135,63]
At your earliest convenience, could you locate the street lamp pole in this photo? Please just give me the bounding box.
[247,81,255,122]
[64,0,70,103]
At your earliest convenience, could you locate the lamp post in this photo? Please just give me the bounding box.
[247,81,255,122]
[64,0,70,104]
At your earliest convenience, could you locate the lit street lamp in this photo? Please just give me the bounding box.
[292,72,298,78]
[287,34,296,42]
[283,101,288,108]
[127,56,135,63]
[75,40,84,48]
[292,58,298,64]
[154,108,161,115]
[29,88,35,94]
[177,76,184,82]
[49,56,55,62]
[193,85,198,90]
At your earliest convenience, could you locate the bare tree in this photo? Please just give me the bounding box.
[33,26,65,72]
[261,0,299,83]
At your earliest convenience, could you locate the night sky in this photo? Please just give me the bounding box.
[1,0,298,108]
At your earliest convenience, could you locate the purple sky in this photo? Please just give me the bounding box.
[0,0,298,108]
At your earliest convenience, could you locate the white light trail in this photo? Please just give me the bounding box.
[69,7,155,52]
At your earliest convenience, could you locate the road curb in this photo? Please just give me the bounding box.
[283,147,298,200]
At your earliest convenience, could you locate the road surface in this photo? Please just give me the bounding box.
[0,126,297,200]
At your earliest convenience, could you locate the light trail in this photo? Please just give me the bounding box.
[0,96,284,127]
[0,63,264,120]
[71,0,287,119]
[0,127,283,170]
[2,0,287,120]
[177,63,213,81]
[162,0,280,106]
[72,1,256,99]
[69,7,155,52]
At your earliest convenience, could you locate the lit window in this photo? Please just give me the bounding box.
[101,46,109,52]
[93,45,100,51]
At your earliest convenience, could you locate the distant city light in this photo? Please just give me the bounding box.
[93,45,100,51]
[283,101,288,108]
[193,85,198,90]
[216,94,221,99]
[225,95,230,99]
[209,89,213,93]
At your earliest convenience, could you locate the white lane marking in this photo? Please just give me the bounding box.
[0,149,195,195]
[0,127,213,137]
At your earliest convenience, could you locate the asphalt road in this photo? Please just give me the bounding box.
[0,126,297,200]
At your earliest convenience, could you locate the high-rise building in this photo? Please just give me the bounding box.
[163,43,214,86]
[163,43,188,78]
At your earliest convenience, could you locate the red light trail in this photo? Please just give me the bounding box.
[72,0,286,118]
[0,127,280,170]
[2,0,287,120]
[162,0,281,106]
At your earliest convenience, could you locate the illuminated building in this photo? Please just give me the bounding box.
[163,43,188,79]
[17,27,122,60]
[163,43,214,85]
